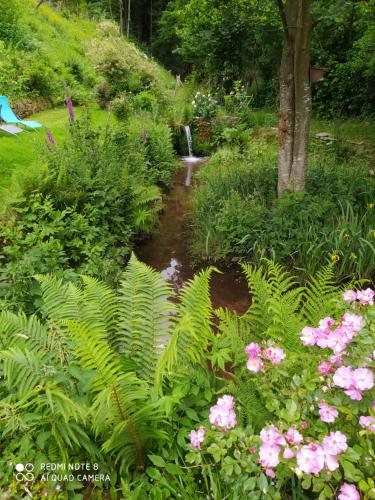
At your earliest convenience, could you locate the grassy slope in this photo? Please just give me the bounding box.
[0,107,115,194]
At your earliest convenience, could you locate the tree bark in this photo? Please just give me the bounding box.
[277,0,312,197]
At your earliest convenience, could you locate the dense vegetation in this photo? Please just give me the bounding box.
[0,0,374,498]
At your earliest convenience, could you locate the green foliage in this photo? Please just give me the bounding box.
[189,139,375,279]
[0,114,181,312]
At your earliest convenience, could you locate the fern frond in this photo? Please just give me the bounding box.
[117,254,176,383]
[79,275,119,339]
[36,274,80,321]
[155,268,214,387]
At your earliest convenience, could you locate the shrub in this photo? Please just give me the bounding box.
[0,116,167,311]
[189,140,375,279]
[185,263,375,499]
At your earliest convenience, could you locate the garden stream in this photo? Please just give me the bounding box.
[137,131,250,314]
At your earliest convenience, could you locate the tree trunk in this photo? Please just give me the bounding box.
[126,0,131,38]
[276,0,312,197]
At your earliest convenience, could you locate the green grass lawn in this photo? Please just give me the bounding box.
[0,106,115,199]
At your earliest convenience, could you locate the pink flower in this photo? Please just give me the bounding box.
[319,317,335,330]
[249,447,256,454]
[264,346,286,365]
[260,425,286,446]
[324,451,339,471]
[285,427,303,445]
[301,421,308,430]
[318,361,334,374]
[209,396,236,430]
[343,290,357,303]
[189,427,205,448]
[245,342,261,358]
[300,327,318,346]
[359,415,375,432]
[318,402,339,423]
[296,444,325,474]
[341,312,363,332]
[333,366,354,389]
[246,357,263,373]
[345,387,363,400]
[338,483,360,500]
[352,367,374,391]
[217,395,234,408]
[330,354,343,366]
[283,447,294,459]
[322,431,347,455]
[259,444,280,468]
[265,468,276,478]
[356,288,375,306]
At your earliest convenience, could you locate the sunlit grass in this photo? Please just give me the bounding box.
[0,106,116,200]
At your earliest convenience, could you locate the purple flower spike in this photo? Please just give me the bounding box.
[65,94,75,122]
[46,128,55,145]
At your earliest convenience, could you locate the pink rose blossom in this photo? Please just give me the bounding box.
[322,431,347,455]
[249,447,256,454]
[264,346,286,365]
[319,317,335,330]
[283,447,294,459]
[318,402,339,423]
[356,288,375,305]
[330,354,343,366]
[318,361,334,375]
[352,367,374,391]
[301,421,308,429]
[259,444,280,468]
[324,451,339,471]
[333,366,354,389]
[343,290,357,303]
[246,357,263,373]
[341,312,363,332]
[189,427,205,448]
[300,327,318,346]
[265,468,276,478]
[338,483,360,500]
[260,425,286,446]
[209,395,236,430]
[344,387,363,400]
[296,444,325,474]
[285,426,303,445]
[245,342,261,358]
[359,415,375,432]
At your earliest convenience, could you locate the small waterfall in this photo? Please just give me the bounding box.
[184,125,193,157]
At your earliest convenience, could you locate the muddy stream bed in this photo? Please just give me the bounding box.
[137,158,250,314]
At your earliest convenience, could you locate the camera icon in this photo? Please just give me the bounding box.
[15,463,34,482]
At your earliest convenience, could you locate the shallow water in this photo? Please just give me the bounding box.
[137,159,250,314]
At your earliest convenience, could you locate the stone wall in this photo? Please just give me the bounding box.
[12,98,52,118]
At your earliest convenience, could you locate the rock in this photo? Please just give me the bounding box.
[315,132,334,141]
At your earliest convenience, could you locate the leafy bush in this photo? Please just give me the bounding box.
[0,115,177,311]
[184,262,375,499]
[189,141,375,279]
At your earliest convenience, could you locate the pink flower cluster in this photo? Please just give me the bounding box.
[189,427,205,448]
[296,431,347,474]
[338,483,360,500]
[258,424,349,477]
[245,342,285,373]
[343,288,375,306]
[359,415,375,432]
[209,395,236,430]
[333,366,374,400]
[258,425,302,472]
[300,313,363,354]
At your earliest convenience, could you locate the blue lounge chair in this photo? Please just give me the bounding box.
[0,96,42,129]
